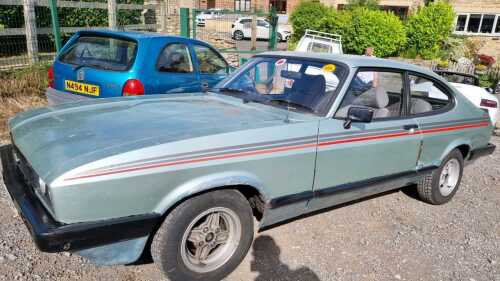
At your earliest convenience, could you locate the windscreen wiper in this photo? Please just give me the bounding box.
[267,99,314,113]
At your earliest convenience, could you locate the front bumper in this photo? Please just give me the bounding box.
[0,145,160,253]
[468,143,496,162]
[45,87,91,106]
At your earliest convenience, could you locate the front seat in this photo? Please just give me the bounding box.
[353,86,390,119]
[288,74,326,111]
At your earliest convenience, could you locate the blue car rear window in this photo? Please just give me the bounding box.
[59,35,137,71]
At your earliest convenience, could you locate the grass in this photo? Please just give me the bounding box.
[0,63,49,143]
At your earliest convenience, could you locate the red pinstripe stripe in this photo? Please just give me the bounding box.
[64,121,490,181]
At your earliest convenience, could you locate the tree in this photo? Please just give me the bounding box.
[405,1,455,59]
[289,1,331,41]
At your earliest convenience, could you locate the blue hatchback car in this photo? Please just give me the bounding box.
[46,30,231,105]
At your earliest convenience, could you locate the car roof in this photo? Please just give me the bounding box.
[75,29,213,45]
[257,51,439,77]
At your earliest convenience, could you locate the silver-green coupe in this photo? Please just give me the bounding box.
[1,52,495,281]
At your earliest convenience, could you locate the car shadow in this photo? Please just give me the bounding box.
[250,235,320,281]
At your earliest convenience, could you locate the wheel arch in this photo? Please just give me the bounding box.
[438,139,472,165]
[153,171,269,221]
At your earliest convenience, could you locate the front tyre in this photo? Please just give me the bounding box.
[417,149,464,205]
[151,190,254,281]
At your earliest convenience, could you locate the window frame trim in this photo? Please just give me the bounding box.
[406,71,456,118]
[155,42,195,74]
[453,13,500,37]
[192,44,229,75]
[333,67,409,122]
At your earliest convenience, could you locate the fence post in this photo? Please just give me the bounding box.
[22,0,38,63]
[48,0,62,52]
[179,8,190,37]
[108,0,117,29]
[268,8,278,50]
[108,0,116,29]
[159,0,167,32]
[251,14,257,51]
[191,9,197,38]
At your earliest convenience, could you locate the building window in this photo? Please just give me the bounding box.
[235,0,251,11]
[381,6,409,19]
[270,0,287,13]
[455,13,500,36]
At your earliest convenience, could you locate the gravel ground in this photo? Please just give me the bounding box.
[0,134,499,281]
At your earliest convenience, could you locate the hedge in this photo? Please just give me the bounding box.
[291,2,408,57]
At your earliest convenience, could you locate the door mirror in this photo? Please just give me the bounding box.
[343,106,374,129]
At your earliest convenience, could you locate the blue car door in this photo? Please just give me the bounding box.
[148,41,201,94]
[191,44,229,91]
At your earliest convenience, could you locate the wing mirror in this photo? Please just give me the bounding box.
[343,106,374,129]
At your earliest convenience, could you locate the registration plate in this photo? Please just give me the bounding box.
[65,80,100,96]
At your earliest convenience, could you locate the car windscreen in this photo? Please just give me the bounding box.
[214,56,348,116]
[59,35,137,71]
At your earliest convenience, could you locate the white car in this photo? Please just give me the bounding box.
[436,70,498,125]
[231,17,291,41]
[450,82,498,124]
[413,71,498,124]
[196,9,223,26]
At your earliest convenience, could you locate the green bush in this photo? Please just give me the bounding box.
[289,1,331,42]
[405,2,455,59]
[318,7,406,57]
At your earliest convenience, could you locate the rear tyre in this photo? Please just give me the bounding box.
[233,30,244,40]
[417,149,464,205]
[277,33,283,42]
[151,190,254,281]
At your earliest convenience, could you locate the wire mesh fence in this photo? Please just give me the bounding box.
[0,0,280,70]
[0,0,172,70]
[191,8,279,66]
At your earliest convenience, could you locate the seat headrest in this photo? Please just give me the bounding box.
[354,86,389,109]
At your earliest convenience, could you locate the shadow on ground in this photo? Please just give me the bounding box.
[250,235,320,281]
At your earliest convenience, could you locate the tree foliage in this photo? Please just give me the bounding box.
[405,1,455,59]
[289,1,331,41]
[293,4,406,57]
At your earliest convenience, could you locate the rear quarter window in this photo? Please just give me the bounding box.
[59,35,137,71]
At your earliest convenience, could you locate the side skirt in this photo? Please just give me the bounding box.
[261,166,438,229]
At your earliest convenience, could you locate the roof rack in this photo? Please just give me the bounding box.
[304,29,342,43]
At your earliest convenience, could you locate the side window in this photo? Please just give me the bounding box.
[240,19,251,25]
[193,45,228,74]
[257,20,269,27]
[408,74,451,115]
[336,70,404,119]
[156,43,193,73]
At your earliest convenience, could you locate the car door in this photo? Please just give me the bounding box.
[405,72,462,169]
[240,19,252,38]
[257,19,270,39]
[309,68,423,211]
[191,44,229,91]
[149,42,201,94]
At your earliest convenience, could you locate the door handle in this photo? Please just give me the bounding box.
[403,124,419,131]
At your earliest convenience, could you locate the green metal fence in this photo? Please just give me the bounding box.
[183,8,278,66]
